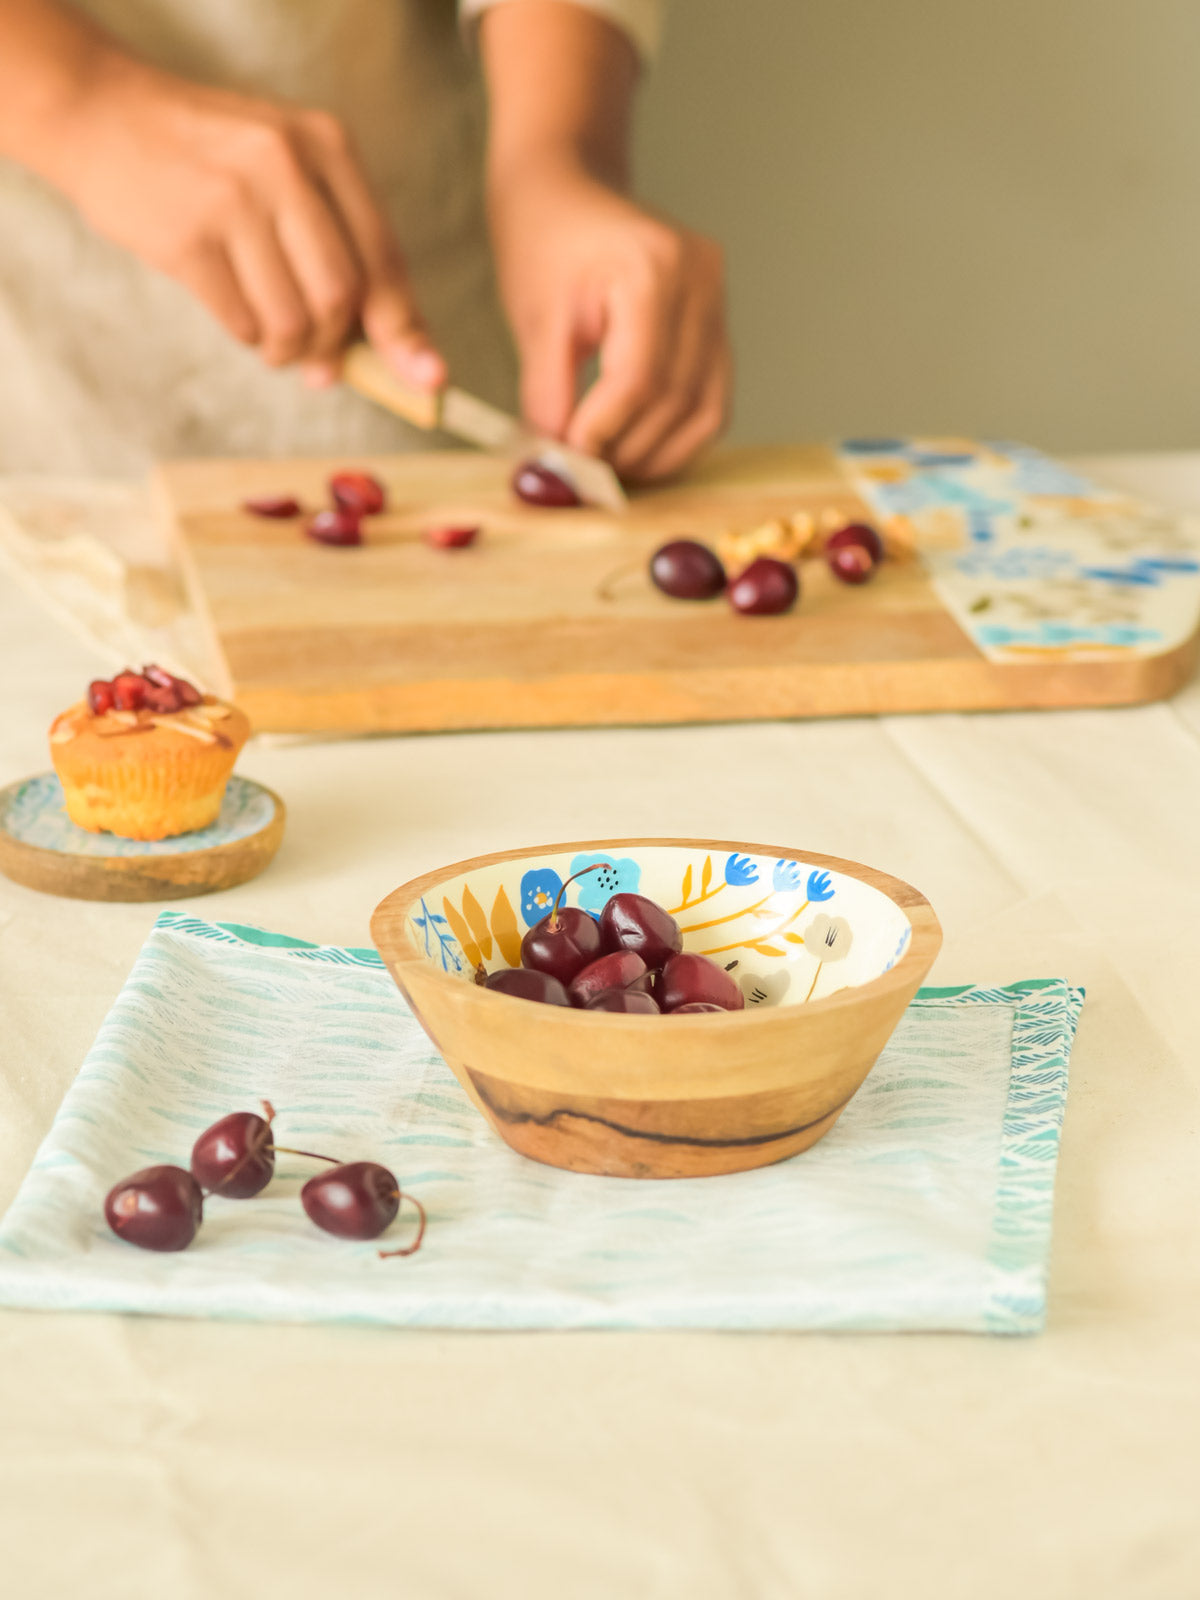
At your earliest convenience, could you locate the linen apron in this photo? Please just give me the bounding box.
[0,0,517,473]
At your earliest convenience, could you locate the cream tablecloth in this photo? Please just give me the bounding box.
[2,456,1199,1599]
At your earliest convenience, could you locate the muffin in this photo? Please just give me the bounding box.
[49,666,251,841]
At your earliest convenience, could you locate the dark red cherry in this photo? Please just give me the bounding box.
[104,1165,204,1252]
[142,682,183,713]
[329,471,387,516]
[191,1108,276,1198]
[650,539,726,600]
[512,459,581,508]
[826,521,884,564]
[111,670,149,710]
[87,679,116,715]
[586,989,660,1014]
[307,508,363,547]
[244,495,302,519]
[301,1161,399,1240]
[827,543,876,585]
[727,557,800,616]
[425,524,479,549]
[521,905,602,986]
[670,1002,726,1014]
[485,968,572,1006]
[599,893,683,969]
[568,949,651,1008]
[658,952,745,1012]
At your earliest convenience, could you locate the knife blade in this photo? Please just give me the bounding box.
[342,343,628,513]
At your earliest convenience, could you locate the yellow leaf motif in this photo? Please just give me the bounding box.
[749,943,784,957]
[783,931,806,945]
[701,855,713,895]
[442,897,481,971]
[460,884,493,961]
[490,885,522,969]
[681,863,693,906]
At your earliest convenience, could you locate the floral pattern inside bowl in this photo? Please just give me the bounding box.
[407,845,913,1008]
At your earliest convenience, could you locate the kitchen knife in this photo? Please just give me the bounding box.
[342,342,628,513]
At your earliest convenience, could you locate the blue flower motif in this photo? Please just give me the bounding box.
[724,853,759,887]
[806,869,835,903]
[772,859,804,892]
[520,868,563,927]
[569,852,641,913]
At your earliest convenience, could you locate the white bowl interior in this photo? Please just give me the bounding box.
[406,846,913,1009]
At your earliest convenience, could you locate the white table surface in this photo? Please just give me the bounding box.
[2,456,1199,1600]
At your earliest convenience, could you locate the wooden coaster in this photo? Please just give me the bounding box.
[0,773,286,902]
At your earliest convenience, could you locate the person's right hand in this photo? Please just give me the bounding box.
[53,57,444,389]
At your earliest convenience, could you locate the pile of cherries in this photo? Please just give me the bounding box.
[649,520,886,616]
[482,867,743,1014]
[245,469,388,548]
[103,1102,425,1258]
[87,663,203,716]
[244,452,586,550]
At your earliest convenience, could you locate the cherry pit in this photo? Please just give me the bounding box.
[479,866,746,1015]
[104,1101,425,1259]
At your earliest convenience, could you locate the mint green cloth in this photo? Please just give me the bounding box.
[0,915,1081,1332]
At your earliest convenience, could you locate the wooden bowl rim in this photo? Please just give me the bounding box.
[371,835,942,1024]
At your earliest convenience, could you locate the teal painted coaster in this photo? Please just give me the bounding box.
[0,773,285,901]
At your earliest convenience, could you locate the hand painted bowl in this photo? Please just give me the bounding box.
[371,839,941,1179]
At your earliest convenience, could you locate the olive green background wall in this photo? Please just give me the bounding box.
[634,0,1200,450]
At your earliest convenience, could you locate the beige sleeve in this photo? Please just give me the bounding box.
[459,0,664,63]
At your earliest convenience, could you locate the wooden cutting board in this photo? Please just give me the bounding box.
[155,444,1199,734]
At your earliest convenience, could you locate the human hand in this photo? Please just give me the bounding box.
[50,55,444,388]
[490,160,730,482]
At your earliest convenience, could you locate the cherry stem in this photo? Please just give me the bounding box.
[549,862,604,930]
[378,1192,427,1259]
[270,1145,341,1165]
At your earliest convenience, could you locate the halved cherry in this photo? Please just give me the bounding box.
[329,471,386,516]
[243,495,302,519]
[111,670,149,710]
[88,680,116,715]
[307,509,363,547]
[424,525,480,549]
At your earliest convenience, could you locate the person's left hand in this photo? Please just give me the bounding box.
[489,160,731,483]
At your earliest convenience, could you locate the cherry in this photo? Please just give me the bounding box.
[827,543,876,585]
[111,670,149,710]
[104,1165,204,1252]
[142,682,183,713]
[485,968,572,1006]
[826,521,884,564]
[568,949,650,1008]
[586,989,660,1014]
[244,495,302,519]
[307,508,363,547]
[191,1106,277,1198]
[650,539,726,600]
[670,1002,726,1014]
[88,679,116,715]
[657,952,745,1012]
[301,1160,399,1240]
[329,471,387,516]
[599,893,683,970]
[727,557,800,616]
[425,525,480,549]
[521,864,604,985]
[512,459,581,508]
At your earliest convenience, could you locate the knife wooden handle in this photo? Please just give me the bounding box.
[342,342,442,431]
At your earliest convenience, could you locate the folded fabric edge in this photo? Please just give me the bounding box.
[982,981,1083,1334]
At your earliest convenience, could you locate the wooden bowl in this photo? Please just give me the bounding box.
[371,838,941,1179]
